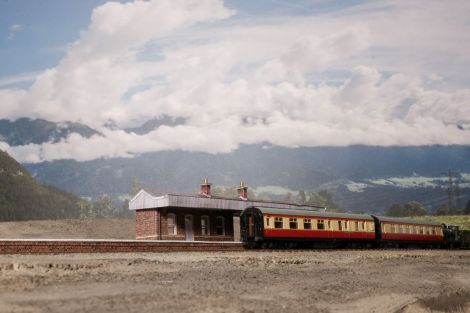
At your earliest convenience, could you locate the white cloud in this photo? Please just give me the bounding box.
[7,24,23,40]
[0,0,469,163]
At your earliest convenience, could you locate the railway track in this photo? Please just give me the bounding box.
[0,239,244,254]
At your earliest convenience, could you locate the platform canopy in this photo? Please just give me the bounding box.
[129,189,325,212]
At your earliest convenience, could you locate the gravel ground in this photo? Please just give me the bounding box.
[0,250,469,313]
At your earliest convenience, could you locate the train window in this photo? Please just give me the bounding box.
[304,219,312,230]
[338,221,342,231]
[432,228,436,235]
[289,218,298,229]
[327,220,331,229]
[354,221,359,231]
[419,227,423,235]
[201,216,210,236]
[344,221,349,230]
[317,220,325,230]
[274,217,283,229]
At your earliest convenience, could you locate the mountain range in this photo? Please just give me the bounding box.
[1,118,470,214]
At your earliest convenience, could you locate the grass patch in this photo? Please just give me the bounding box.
[412,215,470,230]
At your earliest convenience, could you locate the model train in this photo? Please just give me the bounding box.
[240,206,470,249]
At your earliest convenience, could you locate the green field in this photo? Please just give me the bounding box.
[413,215,470,230]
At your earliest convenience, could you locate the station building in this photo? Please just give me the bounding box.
[129,179,324,241]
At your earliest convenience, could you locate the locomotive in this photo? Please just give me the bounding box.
[240,206,470,249]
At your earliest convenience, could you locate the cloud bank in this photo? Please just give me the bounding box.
[1,0,470,163]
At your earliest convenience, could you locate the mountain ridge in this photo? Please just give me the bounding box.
[0,149,82,221]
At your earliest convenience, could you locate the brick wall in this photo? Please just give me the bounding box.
[0,240,244,254]
[135,209,158,240]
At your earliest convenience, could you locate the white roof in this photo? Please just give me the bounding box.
[129,189,325,212]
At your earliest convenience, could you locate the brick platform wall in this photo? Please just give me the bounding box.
[0,240,244,254]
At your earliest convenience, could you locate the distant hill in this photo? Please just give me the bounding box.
[24,145,470,213]
[0,118,99,145]
[1,118,469,214]
[0,150,82,221]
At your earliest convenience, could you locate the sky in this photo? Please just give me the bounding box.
[0,0,470,163]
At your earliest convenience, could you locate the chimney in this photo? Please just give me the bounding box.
[237,181,248,200]
[200,177,212,197]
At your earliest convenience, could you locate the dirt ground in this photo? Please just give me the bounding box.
[0,250,468,313]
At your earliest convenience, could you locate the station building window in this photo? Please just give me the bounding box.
[216,216,225,236]
[274,217,283,229]
[289,218,298,229]
[201,215,210,235]
[167,213,177,235]
[303,219,312,230]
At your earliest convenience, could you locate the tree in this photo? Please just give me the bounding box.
[404,201,427,216]
[436,204,450,216]
[386,203,404,217]
[78,200,95,219]
[130,176,142,198]
[465,200,470,215]
[386,201,427,217]
[317,190,339,211]
[93,195,115,218]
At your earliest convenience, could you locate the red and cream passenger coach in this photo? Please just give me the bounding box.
[241,206,376,248]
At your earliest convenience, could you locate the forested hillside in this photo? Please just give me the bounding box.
[0,118,98,146]
[0,150,82,221]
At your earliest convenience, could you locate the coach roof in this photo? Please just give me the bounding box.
[372,216,442,226]
[253,207,374,220]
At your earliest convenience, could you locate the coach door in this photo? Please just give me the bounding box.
[248,214,254,237]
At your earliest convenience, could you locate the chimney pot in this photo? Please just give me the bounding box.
[200,177,212,197]
[237,181,248,200]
